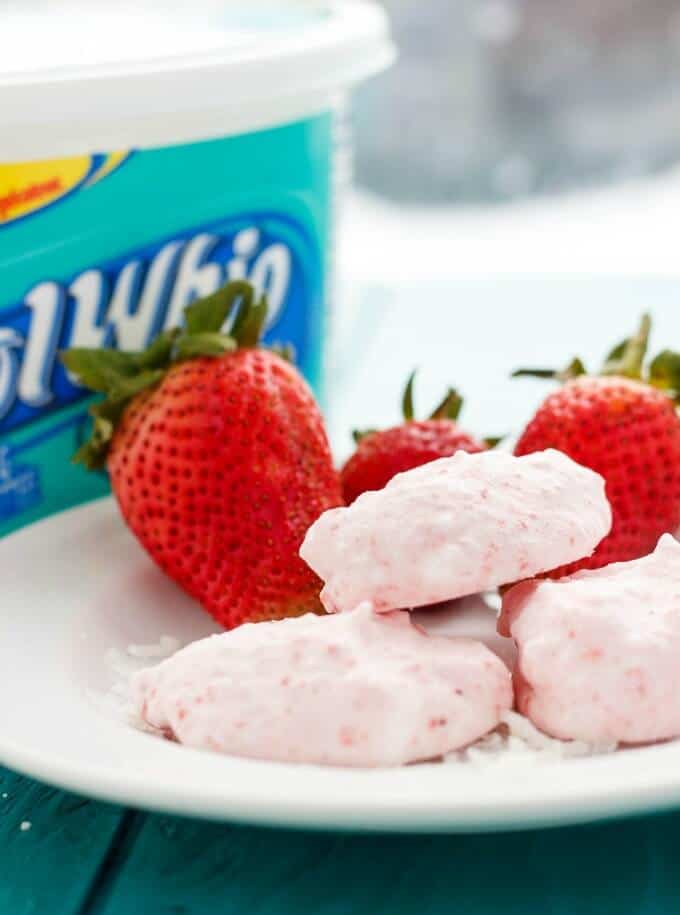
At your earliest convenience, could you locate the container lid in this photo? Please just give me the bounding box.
[1,0,394,160]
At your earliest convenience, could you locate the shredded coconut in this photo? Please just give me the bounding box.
[127,635,181,659]
[446,710,617,767]
[93,636,185,731]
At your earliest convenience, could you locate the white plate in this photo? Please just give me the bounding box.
[2,497,680,833]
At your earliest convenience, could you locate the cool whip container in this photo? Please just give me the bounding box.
[0,0,393,536]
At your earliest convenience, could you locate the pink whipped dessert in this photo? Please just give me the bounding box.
[500,534,680,744]
[301,449,611,614]
[132,602,512,767]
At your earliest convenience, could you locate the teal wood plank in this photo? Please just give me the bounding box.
[93,810,680,915]
[0,769,128,915]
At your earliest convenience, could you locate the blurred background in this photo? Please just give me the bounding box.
[354,0,680,202]
[330,0,680,452]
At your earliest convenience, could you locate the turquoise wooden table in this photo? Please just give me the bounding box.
[2,763,680,914]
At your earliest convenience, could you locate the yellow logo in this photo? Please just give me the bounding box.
[0,152,130,226]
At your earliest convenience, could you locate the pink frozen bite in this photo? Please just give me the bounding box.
[501,534,680,744]
[132,603,512,767]
[301,449,611,614]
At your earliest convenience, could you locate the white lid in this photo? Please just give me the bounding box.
[1,0,394,160]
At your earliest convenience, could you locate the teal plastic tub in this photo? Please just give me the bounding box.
[0,0,393,535]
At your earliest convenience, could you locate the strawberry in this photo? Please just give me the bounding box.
[513,314,680,576]
[341,372,485,504]
[61,281,342,628]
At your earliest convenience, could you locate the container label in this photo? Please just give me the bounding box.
[0,445,41,521]
[0,153,130,227]
[0,214,320,438]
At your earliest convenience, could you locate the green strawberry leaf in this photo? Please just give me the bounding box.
[601,313,651,378]
[352,428,378,445]
[137,328,180,369]
[649,349,680,396]
[401,369,417,421]
[108,368,165,403]
[512,367,562,379]
[603,338,628,364]
[512,357,586,382]
[174,332,237,361]
[60,348,141,393]
[269,342,296,363]
[429,388,463,421]
[72,438,106,471]
[231,292,269,347]
[73,399,127,470]
[184,280,253,334]
[62,330,179,396]
[558,357,587,381]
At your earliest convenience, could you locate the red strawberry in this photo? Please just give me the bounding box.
[513,314,680,576]
[61,281,342,628]
[341,372,485,504]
